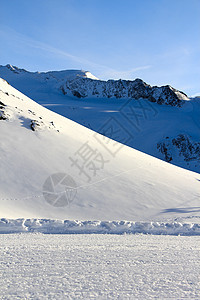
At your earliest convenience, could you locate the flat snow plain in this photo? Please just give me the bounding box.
[0,234,199,299]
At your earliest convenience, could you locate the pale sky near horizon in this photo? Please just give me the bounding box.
[0,0,200,96]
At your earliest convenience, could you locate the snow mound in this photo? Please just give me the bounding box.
[0,219,200,235]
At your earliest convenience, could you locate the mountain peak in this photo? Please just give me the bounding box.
[1,64,98,80]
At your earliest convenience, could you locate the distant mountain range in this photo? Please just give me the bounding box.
[0,64,199,174]
[1,64,188,106]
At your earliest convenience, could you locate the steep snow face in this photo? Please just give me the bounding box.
[0,77,200,221]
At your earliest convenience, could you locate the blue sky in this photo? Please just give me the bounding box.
[0,0,200,96]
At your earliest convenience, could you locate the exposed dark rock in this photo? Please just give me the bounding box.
[62,77,187,107]
[157,134,200,165]
[30,120,41,131]
[0,101,6,107]
[157,142,173,162]
[72,90,83,98]
[0,110,7,120]
[172,134,200,162]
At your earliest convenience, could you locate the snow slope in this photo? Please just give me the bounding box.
[0,64,199,174]
[0,77,200,222]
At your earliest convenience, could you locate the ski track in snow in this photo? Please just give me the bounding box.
[0,234,199,299]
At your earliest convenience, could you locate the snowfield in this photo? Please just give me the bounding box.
[0,234,199,299]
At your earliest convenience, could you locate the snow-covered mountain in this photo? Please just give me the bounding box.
[0,77,200,223]
[0,64,199,174]
[3,64,99,80]
[0,64,188,106]
[0,64,98,98]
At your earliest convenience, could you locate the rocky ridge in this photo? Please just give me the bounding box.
[0,64,189,107]
[62,77,189,107]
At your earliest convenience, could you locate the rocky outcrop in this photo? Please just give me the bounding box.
[62,78,189,107]
[157,134,200,165]
[0,100,7,120]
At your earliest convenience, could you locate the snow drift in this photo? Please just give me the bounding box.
[0,219,200,235]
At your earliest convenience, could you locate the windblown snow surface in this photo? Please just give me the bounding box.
[0,234,200,299]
